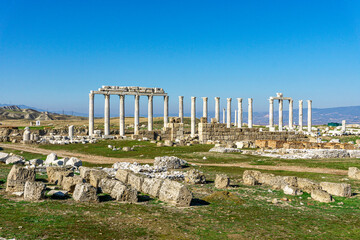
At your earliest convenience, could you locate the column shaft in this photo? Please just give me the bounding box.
[237,98,242,128]
[179,96,184,123]
[119,95,125,136]
[226,98,232,128]
[308,100,312,133]
[215,97,220,123]
[222,108,226,124]
[234,110,237,126]
[279,99,283,131]
[148,95,153,131]
[164,96,169,128]
[202,97,208,121]
[299,100,303,131]
[104,94,110,136]
[89,92,94,136]
[269,98,274,129]
[289,99,293,130]
[191,97,196,137]
[248,98,253,128]
[134,95,140,135]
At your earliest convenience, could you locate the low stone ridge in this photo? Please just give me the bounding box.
[24,181,46,201]
[215,174,230,189]
[153,156,188,169]
[73,183,99,202]
[6,165,36,192]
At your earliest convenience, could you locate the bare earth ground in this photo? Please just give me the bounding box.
[0,143,347,175]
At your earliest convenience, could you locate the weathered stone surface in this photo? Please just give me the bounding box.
[62,175,85,192]
[283,185,303,196]
[89,170,109,188]
[0,152,9,163]
[320,182,351,197]
[24,181,46,201]
[6,165,36,192]
[185,169,206,184]
[215,174,230,188]
[99,178,119,194]
[127,173,144,191]
[159,179,192,207]
[44,153,57,165]
[141,177,164,197]
[110,182,138,202]
[46,167,73,185]
[348,167,360,180]
[29,159,43,166]
[311,189,332,203]
[282,176,298,187]
[65,157,82,167]
[79,166,92,181]
[154,156,187,169]
[243,175,258,186]
[5,155,24,165]
[297,178,321,193]
[209,147,241,153]
[73,183,98,202]
[122,146,131,152]
[115,169,131,183]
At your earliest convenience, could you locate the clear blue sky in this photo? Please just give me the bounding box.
[1,1,360,117]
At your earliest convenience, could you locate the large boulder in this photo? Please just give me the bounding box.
[184,169,206,184]
[62,175,85,192]
[348,167,360,180]
[141,177,164,197]
[215,174,230,189]
[158,179,192,207]
[115,169,131,184]
[89,170,109,188]
[99,178,119,194]
[311,189,332,203]
[24,181,46,201]
[44,153,58,165]
[65,157,82,167]
[127,173,144,191]
[320,182,351,197]
[46,167,73,185]
[73,183,98,202]
[110,182,138,202]
[6,165,36,192]
[153,156,187,169]
[297,178,321,193]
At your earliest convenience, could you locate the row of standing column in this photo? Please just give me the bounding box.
[269,99,312,132]
[89,93,169,137]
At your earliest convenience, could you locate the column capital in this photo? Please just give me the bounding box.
[227,98,232,102]
[215,97,220,100]
[237,98,242,102]
[202,97,208,101]
[299,100,303,103]
[191,96,196,100]
[307,100,312,103]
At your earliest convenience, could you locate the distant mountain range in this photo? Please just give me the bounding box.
[0,104,359,125]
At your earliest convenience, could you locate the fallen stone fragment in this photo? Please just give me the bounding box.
[0,152,9,163]
[73,183,98,202]
[89,169,110,188]
[47,190,68,199]
[215,174,230,189]
[62,175,85,192]
[320,182,351,197]
[185,169,206,184]
[154,156,188,169]
[44,153,57,165]
[24,181,46,201]
[283,185,303,196]
[12,191,24,197]
[127,173,144,191]
[110,182,138,203]
[6,165,36,192]
[99,178,120,194]
[46,166,74,185]
[158,179,192,207]
[115,169,131,184]
[141,177,164,197]
[65,157,82,167]
[5,155,24,165]
[348,167,360,180]
[29,159,43,166]
[311,189,332,203]
[297,178,321,193]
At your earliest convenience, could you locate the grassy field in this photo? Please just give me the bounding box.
[2,144,360,239]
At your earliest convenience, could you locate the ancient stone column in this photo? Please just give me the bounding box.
[69,125,74,139]
[237,98,242,128]
[342,120,346,132]
[119,95,125,137]
[88,92,94,136]
[222,108,226,124]
[234,110,237,126]
[289,99,293,130]
[134,95,140,135]
[307,100,312,133]
[278,99,283,131]
[215,97,220,123]
[148,95,153,131]
[226,98,232,128]
[104,94,110,136]
[23,127,30,142]
[269,98,274,131]
[164,95,169,128]
[202,97,208,121]
[191,97,196,138]
[299,100,303,131]
[248,98,253,128]
[179,96,184,123]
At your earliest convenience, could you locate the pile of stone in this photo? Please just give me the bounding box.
[153,156,188,169]
[38,135,97,145]
[249,149,360,159]
[243,170,352,203]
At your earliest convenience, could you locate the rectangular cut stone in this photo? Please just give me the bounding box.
[320,182,351,197]
[127,173,144,191]
[115,169,131,184]
[141,178,164,198]
[158,179,192,207]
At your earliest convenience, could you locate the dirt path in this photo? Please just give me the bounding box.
[0,143,348,175]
